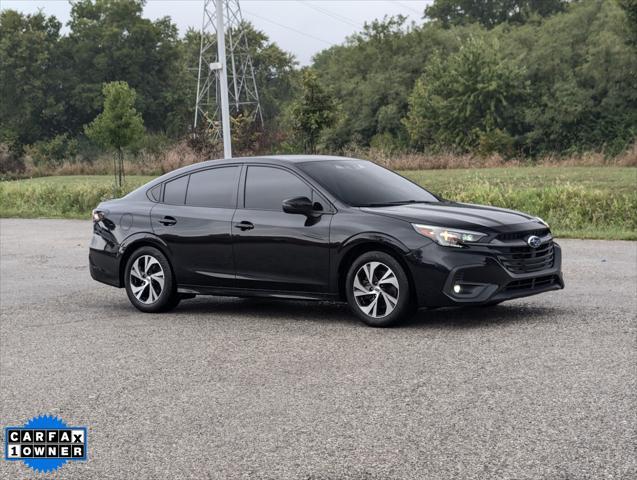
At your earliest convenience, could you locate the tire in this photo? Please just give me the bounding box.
[124,246,179,313]
[345,251,412,327]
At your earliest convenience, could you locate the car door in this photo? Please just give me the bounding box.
[151,166,240,288]
[232,165,332,293]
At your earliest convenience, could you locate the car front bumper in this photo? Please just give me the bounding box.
[406,241,565,308]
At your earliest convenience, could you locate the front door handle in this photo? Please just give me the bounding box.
[234,221,254,231]
[159,216,177,226]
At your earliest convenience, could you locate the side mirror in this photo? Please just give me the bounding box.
[282,196,320,217]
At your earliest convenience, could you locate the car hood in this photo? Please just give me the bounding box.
[361,201,544,233]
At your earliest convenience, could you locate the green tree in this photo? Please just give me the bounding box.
[424,0,567,28]
[503,0,637,154]
[403,36,529,154]
[618,0,637,43]
[65,0,185,135]
[312,16,476,150]
[288,70,336,154]
[85,82,144,186]
[0,10,68,150]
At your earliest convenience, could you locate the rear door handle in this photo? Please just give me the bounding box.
[159,216,177,226]
[234,221,254,231]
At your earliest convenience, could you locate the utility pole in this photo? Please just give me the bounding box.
[194,0,263,159]
[215,0,232,158]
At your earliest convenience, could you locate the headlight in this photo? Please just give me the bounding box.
[412,224,487,248]
[534,217,550,228]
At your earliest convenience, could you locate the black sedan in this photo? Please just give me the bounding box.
[89,155,564,327]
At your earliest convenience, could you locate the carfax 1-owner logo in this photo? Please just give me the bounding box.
[4,415,88,474]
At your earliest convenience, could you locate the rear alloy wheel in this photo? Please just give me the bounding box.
[346,251,412,327]
[124,246,179,313]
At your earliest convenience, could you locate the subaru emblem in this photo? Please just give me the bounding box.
[527,235,542,248]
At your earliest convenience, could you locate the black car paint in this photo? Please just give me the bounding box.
[89,155,564,307]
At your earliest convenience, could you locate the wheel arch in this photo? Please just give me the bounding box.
[118,234,174,287]
[336,235,416,303]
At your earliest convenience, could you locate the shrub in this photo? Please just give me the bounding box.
[477,129,516,158]
[25,134,78,167]
[0,143,25,177]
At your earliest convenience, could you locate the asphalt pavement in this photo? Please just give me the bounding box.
[1,219,635,479]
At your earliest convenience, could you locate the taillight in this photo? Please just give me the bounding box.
[92,210,104,223]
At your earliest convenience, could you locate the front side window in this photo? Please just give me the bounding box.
[244,166,312,211]
[185,167,238,208]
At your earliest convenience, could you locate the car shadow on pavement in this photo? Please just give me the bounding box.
[175,296,351,321]
[170,296,560,329]
[403,304,560,329]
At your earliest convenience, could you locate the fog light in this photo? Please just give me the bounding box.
[453,284,462,294]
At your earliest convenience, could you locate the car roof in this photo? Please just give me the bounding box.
[158,155,359,179]
[199,154,358,167]
[253,154,358,163]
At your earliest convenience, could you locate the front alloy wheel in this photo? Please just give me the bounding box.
[353,261,399,318]
[346,251,412,327]
[124,246,179,313]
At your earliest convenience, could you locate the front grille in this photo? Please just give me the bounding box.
[496,229,550,241]
[505,275,558,291]
[496,241,555,274]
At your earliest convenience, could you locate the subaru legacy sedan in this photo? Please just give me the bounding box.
[89,155,564,327]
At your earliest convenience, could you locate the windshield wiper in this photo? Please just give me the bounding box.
[358,200,431,207]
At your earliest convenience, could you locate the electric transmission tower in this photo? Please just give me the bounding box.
[194,0,263,158]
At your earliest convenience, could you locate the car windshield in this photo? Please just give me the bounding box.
[297,160,439,207]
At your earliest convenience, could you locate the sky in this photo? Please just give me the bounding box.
[2,0,432,65]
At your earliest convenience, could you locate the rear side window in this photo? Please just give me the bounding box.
[245,166,312,211]
[163,175,189,205]
[147,184,161,202]
[186,167,238,208]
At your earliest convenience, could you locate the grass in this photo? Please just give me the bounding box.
[0,176,152,220]
[404,166,637,195]
[403,167,637,240]
[1,167,635,240]
[8,175,155,187]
